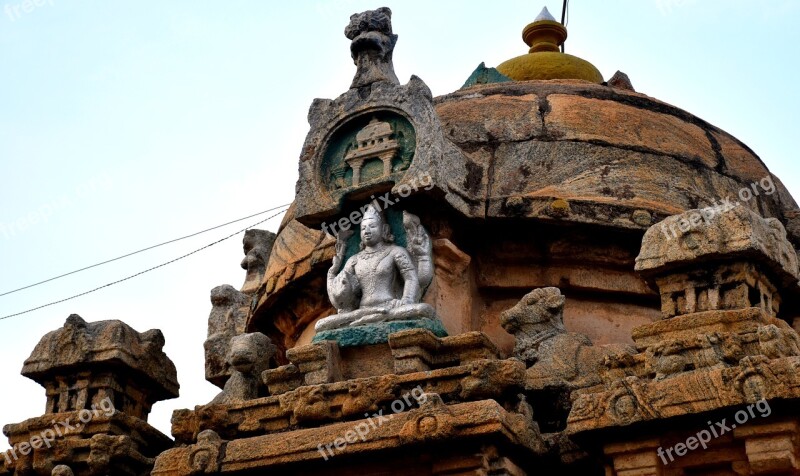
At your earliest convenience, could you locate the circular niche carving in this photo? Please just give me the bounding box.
[741,373,767,402]
[417,415,439,435]
[321,111,416,191]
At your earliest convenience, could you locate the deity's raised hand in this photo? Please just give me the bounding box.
[330,229,353,272]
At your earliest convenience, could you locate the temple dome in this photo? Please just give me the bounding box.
[434,79,796,223]
[251,76,799,352]
[249,10,799,357]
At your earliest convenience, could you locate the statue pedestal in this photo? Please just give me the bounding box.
[312,318,447,347]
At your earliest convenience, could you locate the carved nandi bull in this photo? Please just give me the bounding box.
[501,287,635,390]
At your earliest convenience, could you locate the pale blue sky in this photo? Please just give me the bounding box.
[1,0,798,441]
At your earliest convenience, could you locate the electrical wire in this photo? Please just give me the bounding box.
[0,206,289,321]
[560,0,569,53]
[0,203,291,298]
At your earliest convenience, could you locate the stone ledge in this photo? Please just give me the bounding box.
[389,328,501,373]
[3,412,172,456]
[2,433,155,476]
[173,357,525,445]
[155,398,541,475]
[567,355,800,435]
[312,318,447,347]
[631,308,773,347]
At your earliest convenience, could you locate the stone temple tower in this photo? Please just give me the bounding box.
[6,5,800,476]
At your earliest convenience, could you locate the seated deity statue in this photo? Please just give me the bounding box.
[315,204,435,332]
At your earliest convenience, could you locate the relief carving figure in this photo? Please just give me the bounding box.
[204,285,250,387]
[645,340,689,380]
[315,205,435,332]
[758,324,800,359]
[501,287,635,389]
[345,7,399,89]
[187,430,224,475]
[209,333,276,405]
[240,229,276,295]
[343,118,401,187]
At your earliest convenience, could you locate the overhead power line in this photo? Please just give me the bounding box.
[560,0,569,53]
[0,206,289,321]
[0,203,291,298]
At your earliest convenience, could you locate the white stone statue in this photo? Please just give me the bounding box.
[315,204,434,332]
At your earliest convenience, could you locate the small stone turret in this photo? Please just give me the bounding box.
[567,207,800,474]
[21,315,178,419]
[636,205,799,319]
[2,315,178,476]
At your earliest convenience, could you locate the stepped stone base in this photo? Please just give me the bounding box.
[312,318,448,347]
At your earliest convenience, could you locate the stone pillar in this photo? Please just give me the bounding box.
[349,159,364,186]
[381,151,393,176]
[604,439,663,476]
[285,341,343,385]
[735,420,800,474]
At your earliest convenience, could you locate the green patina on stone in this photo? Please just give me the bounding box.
[461,62,512,88]
[312,318,447,347]
[322,111,416,191]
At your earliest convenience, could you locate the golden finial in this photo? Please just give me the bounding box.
[523,7,567,53]
[496,6,603,83]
